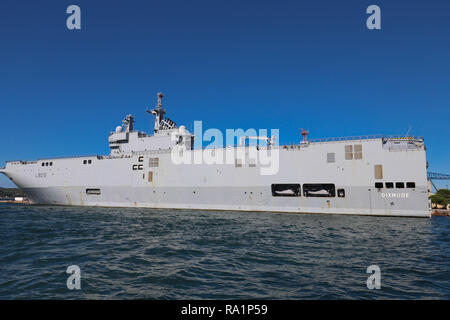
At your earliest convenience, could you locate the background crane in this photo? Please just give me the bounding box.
[427,172,450,192]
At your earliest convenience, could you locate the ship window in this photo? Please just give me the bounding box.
[396,182,405,189]
[42,163,45,167]
[88,160,92,164]
[86,188,101,195]
[354,144,363,160]
[148,171,153,182]
[406,182,416,188]
[50,162,53,166]
[83,160,87,164]
[132,164,137,170]
[327,153,335,163]
[374,165,383,179]
[138,164,143,170]
[271,184,301,197]
[45,162,48,166]
[138,156,144,162]
[375,182,383,189]
[345,145,353,160]
[149,157,159,167]
[235,159,242,168]
[385,182,394,189]
[303,184,336,197]
[337,188,345,197]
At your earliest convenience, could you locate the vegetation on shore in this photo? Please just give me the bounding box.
[430,189,450,207]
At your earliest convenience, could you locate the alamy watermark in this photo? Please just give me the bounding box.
[66,5,81,30]
[66,5,381,31]
[169,121,280,176]
[66,265,81,290]
[366,5,381,30]
[366,265,381,290]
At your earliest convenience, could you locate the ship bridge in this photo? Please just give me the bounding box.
[108,93,194,156]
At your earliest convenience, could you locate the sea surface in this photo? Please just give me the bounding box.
[0,203,448,299]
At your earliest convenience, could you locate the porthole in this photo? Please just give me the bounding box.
[406,182,416,188]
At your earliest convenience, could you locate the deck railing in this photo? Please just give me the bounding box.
[308,134,423,143]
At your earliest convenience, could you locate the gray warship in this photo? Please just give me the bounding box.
[0,93,430,217]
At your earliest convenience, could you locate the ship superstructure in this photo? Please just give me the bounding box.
[0,93,430,217]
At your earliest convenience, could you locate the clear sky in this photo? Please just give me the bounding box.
[0,0,449,188]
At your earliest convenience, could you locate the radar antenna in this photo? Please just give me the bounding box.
[122,114,134,132]
[146,92,176,133]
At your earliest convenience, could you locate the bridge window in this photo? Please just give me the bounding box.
[396,182,405,188]
[354,144,363,159]
[406,182,416,188]
[149,157,159,167]
[385,182,394,189]
[303,184,336,197]
[271,184,301,197]
[345,145,363,160]
[345,145,353,160]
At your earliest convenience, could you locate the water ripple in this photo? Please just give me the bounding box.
[0,204,448,299]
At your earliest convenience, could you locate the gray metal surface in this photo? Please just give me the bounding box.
[0,93,430,217]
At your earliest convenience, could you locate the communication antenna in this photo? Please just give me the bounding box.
[405,125,412,137]
[146,92,166,133]
[122,114,134,132]
[301,128,309,144]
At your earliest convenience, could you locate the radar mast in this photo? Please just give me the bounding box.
[146,92,177,133]
[146,92,166,133]
[122,114,134,132]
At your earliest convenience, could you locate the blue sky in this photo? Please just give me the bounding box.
[0,0,449,188]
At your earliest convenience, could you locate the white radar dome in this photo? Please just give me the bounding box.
[179,126,187,134]
[115,126,123,133]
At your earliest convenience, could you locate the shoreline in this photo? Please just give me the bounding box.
[432,209,450,217]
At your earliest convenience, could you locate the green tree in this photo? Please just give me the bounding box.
[430,194,449,207]
[436,189,450,200]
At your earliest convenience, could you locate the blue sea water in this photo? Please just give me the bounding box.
[0,203,448,299]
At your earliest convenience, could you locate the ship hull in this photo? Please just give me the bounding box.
[2,138,431,218]
[21,185,429,217]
